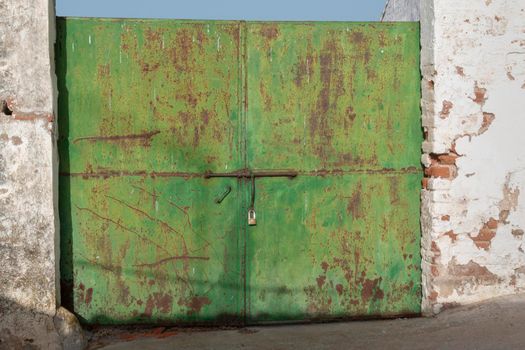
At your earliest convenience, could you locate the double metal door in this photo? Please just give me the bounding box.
[57,18,422,325]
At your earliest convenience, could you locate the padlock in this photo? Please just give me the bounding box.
[248,208,257,226]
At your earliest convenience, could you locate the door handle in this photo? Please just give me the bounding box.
[214,185,232,204]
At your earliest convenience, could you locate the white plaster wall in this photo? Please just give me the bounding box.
[382,0,420,21]
[420,0,525,313]
[0,0,64,347]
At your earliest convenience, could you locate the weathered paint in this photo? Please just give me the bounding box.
[0,0,70,347]
[57,18,245,324]
[245,22,422,321]
[57,18,422,324]
[413,0,525,314]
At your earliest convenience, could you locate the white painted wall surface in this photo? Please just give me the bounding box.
[0,0,69,348]
[382,0,420,21]
[415,0,525,313]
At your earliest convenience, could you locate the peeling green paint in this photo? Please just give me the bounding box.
[57,18,422,325]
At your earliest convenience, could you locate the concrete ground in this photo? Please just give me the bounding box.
[89,294,525,350]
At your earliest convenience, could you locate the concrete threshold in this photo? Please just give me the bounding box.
[88,294,525,350]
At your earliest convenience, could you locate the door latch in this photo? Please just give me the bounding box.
[248,208,257,226]
[214,185,232,204]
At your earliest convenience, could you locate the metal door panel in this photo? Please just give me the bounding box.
[58,19,422,325]
[245,22,422,322]
[57,19,244,324]
[246,174,421,322]
[245,22,421,171]
[58,19,243,174]
[60,177,243,324]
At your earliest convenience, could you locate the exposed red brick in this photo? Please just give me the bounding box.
[474,241,491,250]
[423,153,459,187]
[499,210,510,223]
[13,112,54,122]
[437,154,458,165]
[448,259,500,285]
[472,83,487,105]
[431,241,441,256]
[441,215,450,221]
[471,227,496,250]
[440,100,454,119]
[428,291,439,302]
[480,227,496,240]
[478,112,495,135]
[425,165,453,178]
[445,230,458,242]
[486,218,499,229]
[422,177,429,190]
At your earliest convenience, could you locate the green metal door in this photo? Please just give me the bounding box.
[244,23,422,322]
[57,18,421,325]
[57,19,246,324]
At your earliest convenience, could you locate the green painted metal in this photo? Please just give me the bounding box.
[245,22,422,322]
[57,18,245,324]
[57,18,422,325]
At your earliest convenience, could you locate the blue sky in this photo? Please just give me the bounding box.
[56,0,387,21]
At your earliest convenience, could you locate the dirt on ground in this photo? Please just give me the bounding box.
[88,294,525,350]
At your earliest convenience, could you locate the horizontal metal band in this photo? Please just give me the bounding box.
[60,167,421,179]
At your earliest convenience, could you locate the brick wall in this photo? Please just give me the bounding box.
[387,0,525,314]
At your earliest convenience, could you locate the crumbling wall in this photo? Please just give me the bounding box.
[0,0,63,348]
[417,0,525,313]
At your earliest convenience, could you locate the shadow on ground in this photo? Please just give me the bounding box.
[88,293,525,350]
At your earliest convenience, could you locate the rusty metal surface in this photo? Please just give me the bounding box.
[57,18,245,324]
[245,22,422,322]
[57,18,422,325]
[204,169,298,178]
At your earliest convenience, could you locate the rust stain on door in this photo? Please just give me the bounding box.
[57,18,422,325]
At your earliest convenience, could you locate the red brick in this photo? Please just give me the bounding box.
[444,230,458,242]
[478,227,496,240]
[440,100,454,119]
[437,154,458,165]
[486,218,499,229]
[425,165,452,178]
[474,241,491,250]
